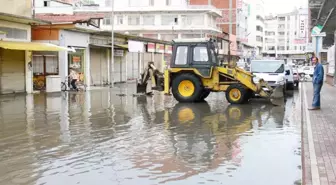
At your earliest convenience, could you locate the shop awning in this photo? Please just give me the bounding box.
[0,41,74,52]
[114,44,128,49]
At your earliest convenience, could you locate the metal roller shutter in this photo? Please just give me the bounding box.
[0,49,25,94]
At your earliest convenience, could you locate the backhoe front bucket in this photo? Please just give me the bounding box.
[269,85,285,106]
[270,85,284,99]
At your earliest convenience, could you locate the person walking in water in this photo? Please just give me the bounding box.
[70,68,79,91]
[309,57,324,110]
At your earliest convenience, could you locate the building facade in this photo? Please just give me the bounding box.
[263,8,309,61]
[246,0,265,57]
[189,0,250,58]
[74,0,222,41]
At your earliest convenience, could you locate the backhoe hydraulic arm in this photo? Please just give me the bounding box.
[136,62,165,94]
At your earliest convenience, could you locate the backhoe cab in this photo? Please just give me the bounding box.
[136,38,284,105]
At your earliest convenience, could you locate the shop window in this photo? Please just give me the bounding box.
[68,50,85,81]
[45,56,58,74]
[33,56,44,74]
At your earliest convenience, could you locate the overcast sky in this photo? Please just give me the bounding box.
[263,0,308,14]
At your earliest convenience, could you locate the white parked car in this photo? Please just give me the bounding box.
[298,66,314,77]
[285,65,294,90]
[250,59,287,93]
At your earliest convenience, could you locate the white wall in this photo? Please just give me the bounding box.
[35,0,73,14]
[106,0,188,9]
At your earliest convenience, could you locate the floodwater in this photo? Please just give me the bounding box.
[0,85,301,185]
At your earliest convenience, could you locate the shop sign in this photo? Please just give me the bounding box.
[165,45,172,54]
[128,40,144,52]
[299,15,306,38]
[156,44,164,53]
[114,49,124,57]
[147,43,155,52]
[293,39,305,44]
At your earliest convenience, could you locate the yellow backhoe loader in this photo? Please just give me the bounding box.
[136,38,284,105]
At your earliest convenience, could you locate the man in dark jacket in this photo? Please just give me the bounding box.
[309,57,324,110]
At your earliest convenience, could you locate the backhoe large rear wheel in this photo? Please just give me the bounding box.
[172,73,203,103]
[225,84,248,104]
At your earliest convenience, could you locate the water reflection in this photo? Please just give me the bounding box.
[0,88,301,185]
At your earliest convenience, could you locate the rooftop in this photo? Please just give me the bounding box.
[35,13,104,23]
[173,38,213,43]
[0,12,49,25]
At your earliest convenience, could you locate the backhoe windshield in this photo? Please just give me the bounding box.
[251,60,284,73]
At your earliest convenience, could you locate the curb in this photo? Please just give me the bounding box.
[301,83,320,185]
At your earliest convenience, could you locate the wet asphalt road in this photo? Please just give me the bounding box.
[0,84,301,185]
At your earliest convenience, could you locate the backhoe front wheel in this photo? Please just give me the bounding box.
[225,84,248,104]
[172,74,203,103]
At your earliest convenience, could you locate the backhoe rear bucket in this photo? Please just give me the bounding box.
[136,82,147,94]
[269,85,285,106]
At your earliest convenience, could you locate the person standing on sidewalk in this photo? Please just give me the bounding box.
[309,57,324,110]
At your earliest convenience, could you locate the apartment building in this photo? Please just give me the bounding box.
[189,0,250,57]
[246,0,265,56]
[263,8,309,61]
[74,0,222,41]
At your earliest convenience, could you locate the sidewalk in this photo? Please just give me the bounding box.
[302,82,336,185]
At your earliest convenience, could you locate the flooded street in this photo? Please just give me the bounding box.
[0,85,301,185]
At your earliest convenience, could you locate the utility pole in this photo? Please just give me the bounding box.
[229,0,232,34]
[110,0,115,87]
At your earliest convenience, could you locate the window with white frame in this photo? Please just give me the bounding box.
[185,15,204,26]
[160,34,178,41]
[129,0,141,7]
[117,16,123,25]
[166,0,171,6]
[128,15,140,25]
[161,15,177,25]
[103,18,111,25]
[43,0,50,7]
[105,0,112,6]
[149,0,154,6]
[143,15,155,25]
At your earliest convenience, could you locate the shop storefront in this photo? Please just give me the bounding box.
[32,52,59,90]
[59,30,90,89]
[68,49,85,82]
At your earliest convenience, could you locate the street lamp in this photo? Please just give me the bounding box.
[110,0,115,87]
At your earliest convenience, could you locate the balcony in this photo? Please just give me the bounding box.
[74,5,222,17]
[101,24,221,33]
